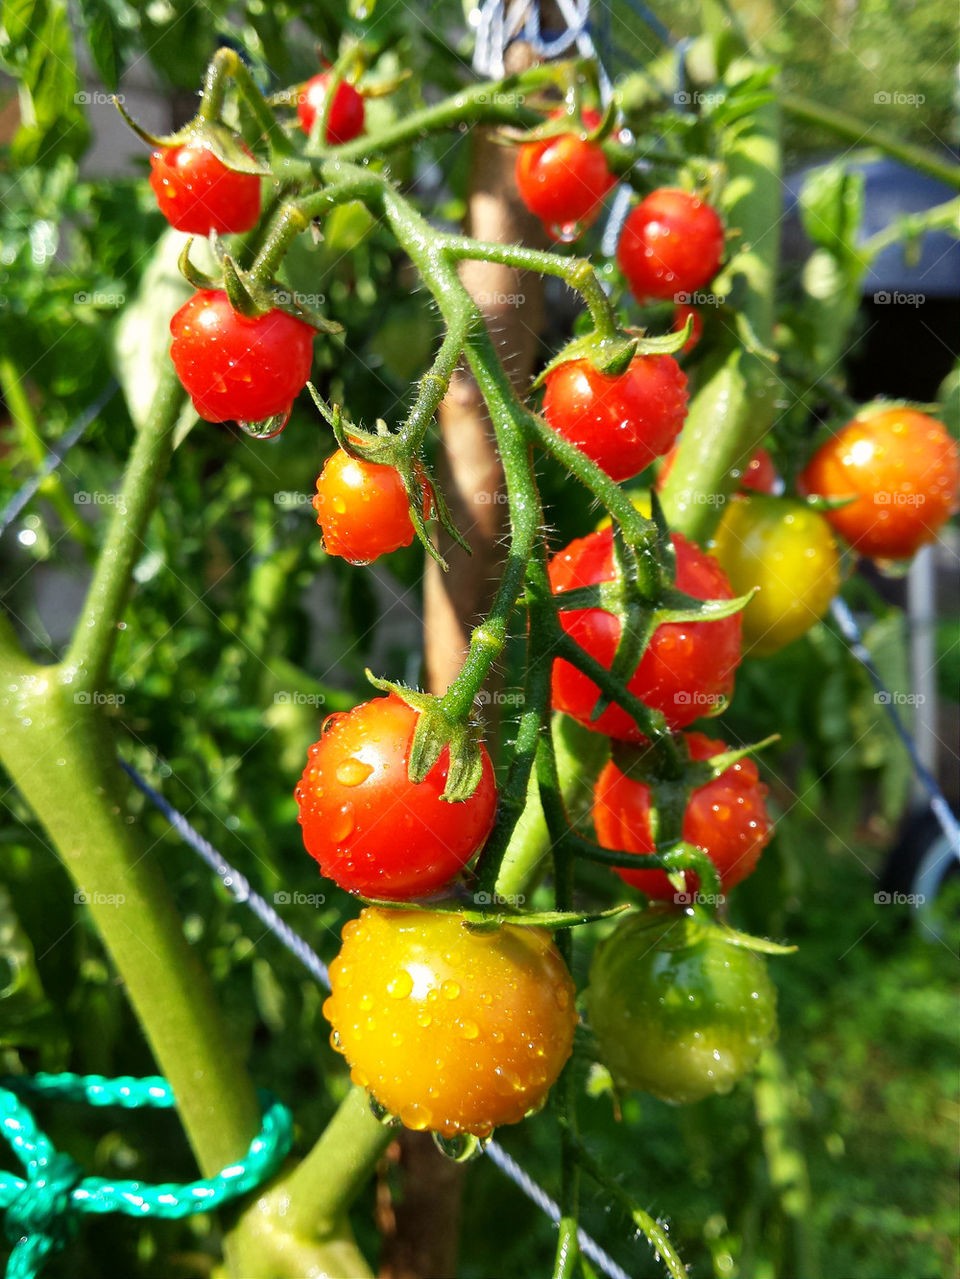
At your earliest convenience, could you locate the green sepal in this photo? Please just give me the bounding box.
[802,493,859,512]
[177,239,221,292]
[113,99,271,175]
[222,253,262,318]
[363,671,487,802]
[653,585,755,626]
[533,321,692,391]
[715,921,797,955]
[687,734,780,785]
[359,896,632,931]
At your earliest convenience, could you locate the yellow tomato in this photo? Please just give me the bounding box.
[324,907,578,1137]
[712,496,841,655]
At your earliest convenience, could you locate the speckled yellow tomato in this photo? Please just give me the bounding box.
[324,908,577,1137]
[711,496,841,656]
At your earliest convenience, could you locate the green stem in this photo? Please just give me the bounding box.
[861,194,960,259]
[255,1087,392,1241]
[64,361,184,689]
[571,1139,687,1279]
[0,355,93,549]
[444,237,619,337]
[781,92,960,191]
[211,47,293,156]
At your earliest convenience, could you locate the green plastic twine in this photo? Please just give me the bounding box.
[0,1073,293,1279]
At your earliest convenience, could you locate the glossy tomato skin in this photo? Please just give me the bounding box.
[169,290,315,423]
[314,451,418,564]
[712,496,841,655]
[593,732,773,900]
[515,109,615,234]
[549,527,743,737]
[297,73,365,143]
[586,910,777,1103]
[324,907,577,1135]
[617,188,725,301]
[149,143,261,234]
[799,408,959,560]
[542,354,688,482]
[295,695,497,899]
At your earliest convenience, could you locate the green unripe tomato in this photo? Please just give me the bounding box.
[711,495,841,656]
[586,910,778,1104]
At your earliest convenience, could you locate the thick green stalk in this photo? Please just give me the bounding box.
[781,92,960,191]
[64,361,183,688]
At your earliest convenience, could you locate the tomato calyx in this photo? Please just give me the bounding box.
[364,671,489,803]
[358,894,631,932]
[533,322,690,391]
[115,99,271,178]
[308,390,464,570]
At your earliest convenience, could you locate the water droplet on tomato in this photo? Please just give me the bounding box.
[441,980,460,1000]
[400,1102,433,1130]
[236,409,290,439]
[387,970,413,999]
[336,757,373,787]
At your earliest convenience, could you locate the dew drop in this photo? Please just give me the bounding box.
[441,980,461,1000]
[236,409,290,439]
[400,1102,433,1131]
[330,802,355,842]
[387,970,413,999]
[336,757,374,787]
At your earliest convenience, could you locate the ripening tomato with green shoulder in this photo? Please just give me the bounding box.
[711,495,841,655]
[515,108,616,239]
[295,694,496,899]
[798,407,959,560]
[149,142,261,234]
[586,910,778,1104]
[324,907,578,1135]
[314,450,428,565]
[542,352,688,482]
[593,732,773,899]
[549,525,743,737]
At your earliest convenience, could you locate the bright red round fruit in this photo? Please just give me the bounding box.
[169,290,315,424]
[617,188,725,301]
[549,526,743,737]
[149,143,261,234]
[515,108,615,237]
[799,407,959,560]
[593,732,773,899]
[314,451,422,565]
[298,73,365,144]
[295,694,497,899]
[542,353,688,482]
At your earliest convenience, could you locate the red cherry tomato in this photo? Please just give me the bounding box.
[297,73,365,144]
[295,694,497,899]
[515,108,616,238]
[549,526,743,737]
[169,290,315,424]
[617,188,725,301]
[657,444,778,496]
[672,303,704,354]
[542,353,687,482]
[593,731,772,899]
[149,142,261,234]
[314,451,426,565]
[799,407,959,559]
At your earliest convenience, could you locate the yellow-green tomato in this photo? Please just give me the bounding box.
[711,496,841,656]
[586,910,778,1104]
